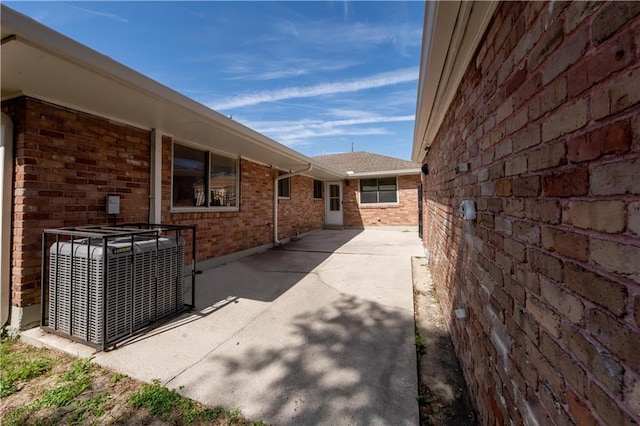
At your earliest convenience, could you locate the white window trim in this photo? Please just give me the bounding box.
[358,177,400,207]
[170,139,240,212]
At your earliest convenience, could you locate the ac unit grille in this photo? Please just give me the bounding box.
[49,236,184,346]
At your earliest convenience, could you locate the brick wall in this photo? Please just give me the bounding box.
[161,137,324,261]
[3,97,326,313]
[277,175,325,239]
[2,96,150,307]
[343,174,420,227]
[420,2,640,424]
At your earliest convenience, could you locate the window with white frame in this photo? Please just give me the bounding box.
[278,171,290,198]
[172,142,238,209]
[359,177,398,204]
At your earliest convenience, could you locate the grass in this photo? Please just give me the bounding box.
[0,335,262,425]
[414,330,426,357]
[0,336,53,397]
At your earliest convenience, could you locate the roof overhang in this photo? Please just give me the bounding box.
[346,168,421,179]
[411,1,498,162]
[0,5,343,181]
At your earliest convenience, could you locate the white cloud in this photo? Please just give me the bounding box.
[220,57,362,81]
[277,127,390,146]
[249,115,414,134]
[69,5,128,23]
[209,67,418,110]
[237,114,413,146]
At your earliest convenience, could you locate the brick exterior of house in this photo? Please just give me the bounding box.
[161,135,324,261]
[343,174,420,227]
[418,2,640,424]
[2,96,324,316]
[2,97,151,308]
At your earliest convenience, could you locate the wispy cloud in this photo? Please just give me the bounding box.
[238,114,413,146]
[274,127,390,147]
[210,67,418,110]
[249,115,414,134]
[223,59,362,81]
[343,1,351,21]
[69,5,128,24]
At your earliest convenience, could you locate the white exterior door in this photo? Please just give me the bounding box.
[325,182,343,226]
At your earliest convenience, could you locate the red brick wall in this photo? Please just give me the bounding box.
[161,137,324,261]
[277,175,325,239]
[3,97,326,311]
[2,97,150,307]
[343,174,420,227]
[419,2,640,424]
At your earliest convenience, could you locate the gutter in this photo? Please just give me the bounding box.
[346,168,421,178]
[274,164,313,245]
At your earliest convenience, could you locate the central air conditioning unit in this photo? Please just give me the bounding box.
[48,235,184,347]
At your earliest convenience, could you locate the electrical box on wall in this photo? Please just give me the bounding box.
[106,195,120,215]
[460,199,476,220]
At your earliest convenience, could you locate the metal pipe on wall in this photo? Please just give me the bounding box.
[1,112,14,329]
[273,164,312,245]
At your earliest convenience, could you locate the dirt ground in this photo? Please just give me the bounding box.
[412,256,476,425]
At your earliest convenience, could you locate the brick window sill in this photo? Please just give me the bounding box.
[358,203,400,209]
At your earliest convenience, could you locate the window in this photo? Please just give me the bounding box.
[359,177,398,204]
[278,171,290,198]
[172,142,238,209]
[313,180,323,199]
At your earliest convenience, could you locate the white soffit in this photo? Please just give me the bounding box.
[412,1,498,162]
[0,6,343,181]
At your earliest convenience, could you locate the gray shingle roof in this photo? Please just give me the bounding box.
[313,151,421,174]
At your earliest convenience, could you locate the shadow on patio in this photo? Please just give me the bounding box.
[176,294,417,425]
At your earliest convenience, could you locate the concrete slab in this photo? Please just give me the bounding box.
[22,229,424,425]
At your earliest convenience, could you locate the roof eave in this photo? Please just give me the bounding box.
[0,5,344,181]
[346,168,421,178]
[411,1,498,162]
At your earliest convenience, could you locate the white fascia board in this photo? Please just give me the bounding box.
[345,169,421,179]
[412,1,498,162]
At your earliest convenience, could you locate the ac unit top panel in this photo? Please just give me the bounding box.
[51,236,185,259]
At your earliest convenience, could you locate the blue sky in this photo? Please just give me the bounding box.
[6,1,425,160]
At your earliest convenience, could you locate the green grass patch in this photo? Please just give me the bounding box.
[0,336,53,397]
[414,330,426,357]
[110,372,127,383]
[2,337,261,425]
[128,379,256,424]
[128,379,182,418]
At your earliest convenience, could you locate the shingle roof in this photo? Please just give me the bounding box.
[313,151,421,174]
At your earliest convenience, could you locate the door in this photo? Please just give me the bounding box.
[325,181,343,226]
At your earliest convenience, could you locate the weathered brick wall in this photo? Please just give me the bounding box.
[343,174,420,227]
[161,137,324,261]
[420,2,640,424]
[2,97,150,307]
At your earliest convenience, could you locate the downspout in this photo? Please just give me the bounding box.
[273,163,312,245]
[1,112,14,329]
[149,129,162,224]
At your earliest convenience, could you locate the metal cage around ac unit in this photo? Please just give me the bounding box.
[42,224,196,350]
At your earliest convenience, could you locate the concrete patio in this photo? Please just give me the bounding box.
[23,229,424,425]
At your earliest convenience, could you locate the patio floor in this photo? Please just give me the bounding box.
[23,228,424,425]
